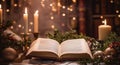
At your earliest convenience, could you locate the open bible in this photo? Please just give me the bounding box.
[26,38,93,60]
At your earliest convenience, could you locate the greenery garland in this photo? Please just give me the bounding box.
[46,29,100,50]
[46,29,120,65]
[0,21,119,64]
[0,21,31,53]
[103,32,120,50]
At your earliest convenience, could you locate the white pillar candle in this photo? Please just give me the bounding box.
[23,7,28,34]
[34,10,39,33]
[98,19,112,40]
[0,4,3,24]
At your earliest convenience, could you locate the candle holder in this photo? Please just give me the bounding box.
[33,33,39,40]
[21,33,30,53]
[98,40,104,50]
[21,33,30,41]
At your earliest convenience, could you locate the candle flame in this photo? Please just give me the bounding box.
[0,4,1,9]
[35,10,39,15]
[102,19,107,25]
[72,0,76,3]
[25,7,27,14]
[57,2,61,7]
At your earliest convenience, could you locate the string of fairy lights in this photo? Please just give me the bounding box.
[0,0,120,36]
[0,0,78,36]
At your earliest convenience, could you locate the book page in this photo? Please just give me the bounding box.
[60,39,92,58]
[27,38,60,57]
[30,39,37,47]
[26,38,41,55]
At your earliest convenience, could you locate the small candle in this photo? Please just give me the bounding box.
[0,4,3,24]
[98,19,112,40]
[23,7,28,34]
[34,10,39,33]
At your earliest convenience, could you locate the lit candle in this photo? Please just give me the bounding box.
[23,7,28,34]
[34,10,39,33]
[98,19,112,40]
[0,4,3,24]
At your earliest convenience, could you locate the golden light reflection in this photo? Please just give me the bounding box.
[72,0,76,3]
[2,0,5,2]
[72,17,76,20]
[30,22,33,25]
[6,9,10,12]
[18,24,22,28]
[62,13,66,16]
[110,0,114,3]
[41,0,45,7]
[50,3,53,7]
[116,10,119,13]
[29,29,32,32]
[62,6,66,9]
[100,16,103,19]
[51,25,55,29]
[52,6,57,12]
[50,16,54,20]
[14,4,17,7]
[13,21,16,24]
[10,26,13,29]
[118,14,120,18]
[57,2,61,7]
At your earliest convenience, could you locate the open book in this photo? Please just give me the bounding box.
[26,38,93,60]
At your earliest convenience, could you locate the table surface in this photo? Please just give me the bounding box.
[0,58,113,65]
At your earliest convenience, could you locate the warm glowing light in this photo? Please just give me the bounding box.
[110,0,113,3]
[13,21,16,24]
[70,9,73,11]
[41,0,45,7]
[72,17,76,20]
[62,6,66,9]
[29,29,32,32]
[25,7,27,14]
[6,9,10,12]
[51,25,55,29]
[116,10,119,13]
[2,0,5,2]
[30,22,33,25]
[50,3,53,7]
[14,4,17,7]
[23,8,28,34]
[35,10,39,15]
[0,4,2,23]
[67,8,73,11]
[118,14,120,18]
[67,7,70,10]
[42,0,45,1]
[18,24,22,28]
[52,7,57,12]
[72,0,76,3]
[41,4,45,7]
[102,19,107,25]
[34,10,39,33]
[100,16,103,19]
[58,2,61,7]
[0,5,1,9]
[62,13,66,16]
[11,26,13,29]
[50,16,54,20]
